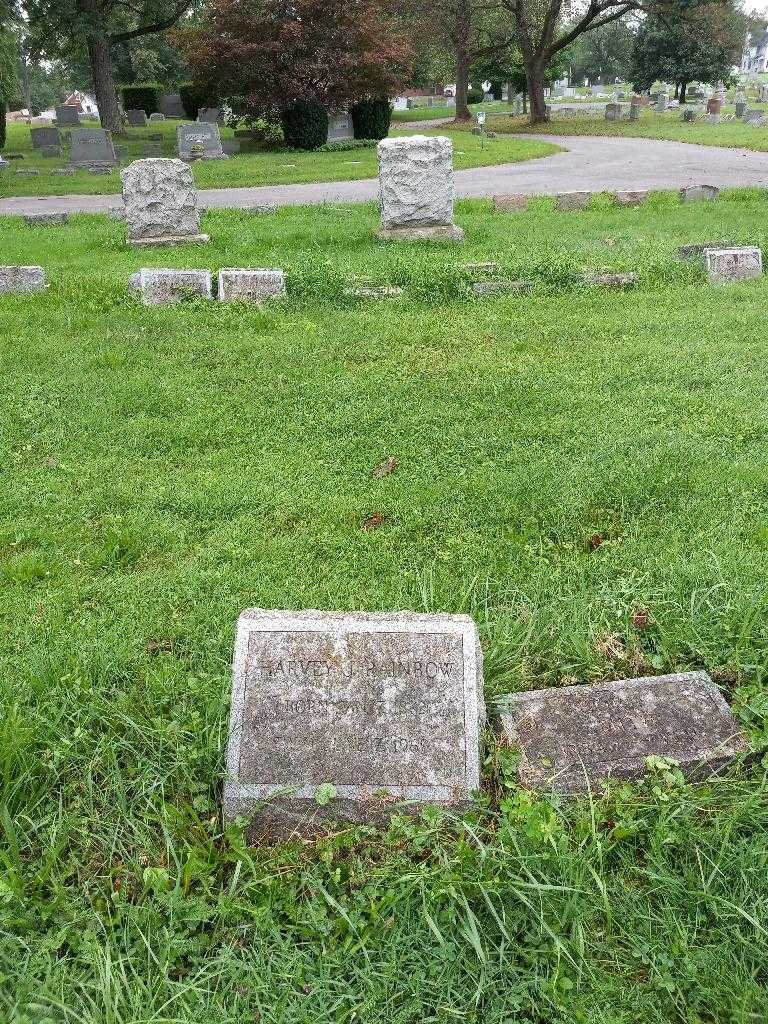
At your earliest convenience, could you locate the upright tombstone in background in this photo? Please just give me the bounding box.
[30,126,61,150]
[376,135,464,242]
[126,109,148,127]
[705,246,763,284]
[604,103,622,121]
[177,121,226,161]
[223,610,485,838]
[197,107,221,125]
[328,110,354,142]
[120,158,209,246]
[159,92,185,118]
[70,128,116,168]
[55,105,81,126]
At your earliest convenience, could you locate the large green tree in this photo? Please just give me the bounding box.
[25,0,197,132]
[630,0,743,101]
[567,16,636,85]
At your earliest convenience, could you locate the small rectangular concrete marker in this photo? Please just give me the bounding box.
[705,246,763,284]
[0,266,47,293]
[614,190,649,207]
[555,191,592,211]
[218,269,286,302]
[224,610,485,836]
[500,672,748,795]
[130,268,212,305]
[376,135,464,242]
[680,184,720,202]
[493,194,529,212]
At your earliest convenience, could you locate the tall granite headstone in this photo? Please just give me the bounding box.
[120,158,209,246]
[328,110,354,141]
[376,135,464,242]
[159,92,185,118]
[126,109,148,127]
[70,128,116,168]
[30,126,61,150]
[224,610,485,837]
[56,105,81,127]
[177,122,226,161]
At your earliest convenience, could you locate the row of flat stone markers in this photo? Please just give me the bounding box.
[225,610,748,838]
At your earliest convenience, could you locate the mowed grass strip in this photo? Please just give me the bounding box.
[1,195,768,1022]
[0,119,559,197]
[492,106,768,151]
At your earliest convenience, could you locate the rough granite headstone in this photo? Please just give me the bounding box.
[149,112,166,122]
[0,265,47,293]
[223,609,485,836]
[177,122,226,161]
[680,184,720,202]
[30,126,61,150]
[126,109,148,127]
[70,128,116,168]
[197,107,221,125]
[217,269,286,302]
[555,191,593,211]
[704,246,763,284]
[120,158,209,246]
[376,135,464,242]
[604,103,622,122]
[129,268,212,305]
[500,671,748,794]
[55,105,80,127]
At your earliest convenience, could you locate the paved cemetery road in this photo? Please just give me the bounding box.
[3,134,768,216]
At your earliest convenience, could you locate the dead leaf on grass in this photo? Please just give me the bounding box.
[361,513,386,530]
[371,456,397,479]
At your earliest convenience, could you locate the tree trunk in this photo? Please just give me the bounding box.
[507,81,514,105]
[674,82,680,99]
[525,59,548,124]
[86,30,122,133]
[452,0,472,121]
[679,81,688,104]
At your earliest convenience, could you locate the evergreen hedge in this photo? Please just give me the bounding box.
[281,100,328,150]
[350,97,391,141]
[121,84,160,116]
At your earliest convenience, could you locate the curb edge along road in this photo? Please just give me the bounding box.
[1,135,768,216]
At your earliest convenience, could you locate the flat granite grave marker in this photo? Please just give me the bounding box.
[500,671,747,794]
[217,269,286,302]
[681,184,720,202]
[376,135,464,242]
[177,121,226,161]
[24,213,69,226]
[55,105,80,126]
[555,191,593,211]
[614,190,649,207]
[224,610,485,836]
[493,194,529,212]
[120,158,209,246]
[129,268,212,305]
[70,128,116,168]
[704,246,763,284]
[30,126,61,150]
[0,266,47,293]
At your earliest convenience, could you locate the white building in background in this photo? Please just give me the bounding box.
[742,27,768,73]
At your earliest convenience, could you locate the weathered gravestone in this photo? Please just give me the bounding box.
[223,610,485,836]
[159,92,185,118]
[614,190,649,207]
[24,213,69,226]
[30,126,61,150]
[129,268,212,305]
[70,128,116,168]
[744,109,766,126]
[148,112,165,122]
[604,103,622,122]
[120,158,209,246]
[55,105,80,127]
[681,108,697,122]
[217,269,286,302]
[0,266,47,293]
[680,184,720,202]
[376,135,464,242]
[126,109,148,127]
[493,194,529,212]
[555,191,592,211]
[500,672,748,794]
[705,246,763,284]
[328,110,354,141]
[629,100,641,121]
[178,121,226,161]
[197,107,221,125]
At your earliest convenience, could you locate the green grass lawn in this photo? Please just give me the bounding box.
[3,193,768,1021]
[493,107,768,151]
[0,119,559,197]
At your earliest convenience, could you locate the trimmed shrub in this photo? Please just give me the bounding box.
[317,138,377,152]
[281,100,328,150]
[467,84,484,105]
[121,84,160,116]
[350,97,391,140]
[0,100,5,151]
[179,83,209,121]
[489,81,503,100]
